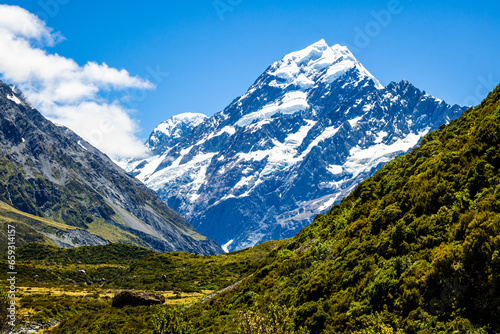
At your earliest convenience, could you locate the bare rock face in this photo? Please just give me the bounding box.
[111,290,165,308]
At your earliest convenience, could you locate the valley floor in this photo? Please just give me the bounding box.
[0,240,284,333]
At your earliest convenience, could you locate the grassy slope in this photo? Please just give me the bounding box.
[182,86,500,333]
[0,201,64,253]
[0,198,145,249]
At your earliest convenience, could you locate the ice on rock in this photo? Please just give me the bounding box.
[348,116,363,127]
[344,129,430,178]
[153,113,207,138]
[7,94,22,105]
[235,91,309,127]
[374,131,388,144]
[295,74,315,90]
[222,240,234,253]
[327,165,343,175]
[77,140,88,151]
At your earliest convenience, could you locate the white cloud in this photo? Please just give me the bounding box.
[0,4,154,159]
[0,4,61,45]
[52,102,147,158]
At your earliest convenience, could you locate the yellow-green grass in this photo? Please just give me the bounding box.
[0,201,76,232]
[2,283,215,333]
[86,218,143,246]
[15,285,214,305]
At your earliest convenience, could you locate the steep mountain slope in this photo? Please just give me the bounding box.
[125,40,466,251]
[0,81,223,255]
[186,85,500,333]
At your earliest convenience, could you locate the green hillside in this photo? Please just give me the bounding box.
[181,86,500,333]
[0,199,147,251]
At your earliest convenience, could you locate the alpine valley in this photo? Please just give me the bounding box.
[0,81,223,255]
[123,40,467,252]
[20,81,499,334]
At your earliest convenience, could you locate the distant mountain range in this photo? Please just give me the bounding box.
[0,80,223,255]
[122,40,467,252]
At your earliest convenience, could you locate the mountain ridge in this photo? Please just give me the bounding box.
[125,40,467,252]
[0,80,223,254]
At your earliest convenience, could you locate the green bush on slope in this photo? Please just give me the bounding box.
[152,306,194,334]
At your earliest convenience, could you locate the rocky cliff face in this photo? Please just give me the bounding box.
[124,40,467,252]
[0,80,223,255]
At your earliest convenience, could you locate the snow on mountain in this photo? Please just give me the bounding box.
[146,112,207,154]
[267,39,383,90]
[124,40,467,252]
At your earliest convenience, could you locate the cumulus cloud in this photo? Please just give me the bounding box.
[0,4,154,159]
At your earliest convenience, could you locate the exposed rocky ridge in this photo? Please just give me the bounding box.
[0,80,223,255]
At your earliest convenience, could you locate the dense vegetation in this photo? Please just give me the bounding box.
[2,241,281,291]
[13,242,154,265]
[0,286,8,332]
[179,86,500,333]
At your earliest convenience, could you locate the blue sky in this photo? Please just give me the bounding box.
[0,0,499,155]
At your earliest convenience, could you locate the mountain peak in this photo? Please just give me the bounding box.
[127,42,466,252]
[311,38,328,47]
[267,40,383,90]
[170,112,207,122]
[303,38,329,52]
[152,113,206,137]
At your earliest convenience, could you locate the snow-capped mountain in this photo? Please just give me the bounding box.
[124,39,467,252]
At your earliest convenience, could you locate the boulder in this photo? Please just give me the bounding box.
[111,290,165,308]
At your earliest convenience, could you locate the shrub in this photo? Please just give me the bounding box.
[152,306,194,334]
[236,303,308,334]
